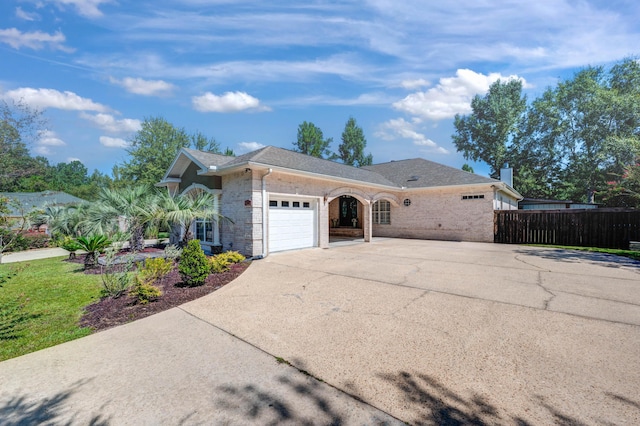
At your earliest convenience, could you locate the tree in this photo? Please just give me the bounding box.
[461,164,474,173]
[293,121,333,159]
[85,185,160,251]
[0,100,47,191]
[337,117,372,167]
[452,79,527,179]
[118,117,191,186]
[191,131,220,153]
[0,196,29,263]
[157,190,226,246]
[514,59,640,202]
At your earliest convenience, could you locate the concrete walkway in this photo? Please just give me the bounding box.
[1,239,639,425]
[0,239,167,264]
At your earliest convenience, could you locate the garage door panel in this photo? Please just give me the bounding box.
[269,199,317,252]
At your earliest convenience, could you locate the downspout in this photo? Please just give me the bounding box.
[261,168,273,258]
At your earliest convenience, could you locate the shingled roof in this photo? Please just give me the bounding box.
[0,191,85,216]
[166,146,504,190]
[362,158,498,188]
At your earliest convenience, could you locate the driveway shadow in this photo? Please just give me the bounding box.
[379,371,592,426]
[0,379,110,425]
[514,247,640,270]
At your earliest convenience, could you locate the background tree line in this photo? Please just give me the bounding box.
[453,57,640,207]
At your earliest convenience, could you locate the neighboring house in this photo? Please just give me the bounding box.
[158,146,522,257]
[519,198,598,210]
[0,191,85,231]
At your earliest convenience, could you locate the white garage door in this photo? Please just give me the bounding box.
[269,198,317,252]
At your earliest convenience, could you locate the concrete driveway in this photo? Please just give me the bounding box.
[184,239,640,425]
[1,239,639,425]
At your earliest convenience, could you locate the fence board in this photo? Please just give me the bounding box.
[494,209,640,249]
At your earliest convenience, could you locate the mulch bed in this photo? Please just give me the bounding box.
[75,252,249,332]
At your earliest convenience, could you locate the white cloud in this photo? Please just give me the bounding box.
[109,76,175,96]
[3,88,109,112]
[80,112,141,133]
[400,78,430,90]
[376,118,449,154]
[39,130,66,146]
[99,136,128,148]
[33,146,51,155]
[47,0,112,18]
[15,7,40,21]
[237,142,265,153]
[192,91,270,113]
[393,69,527,121]
[0,28,72,52]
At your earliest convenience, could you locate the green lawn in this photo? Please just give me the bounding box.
[0,257,103,361]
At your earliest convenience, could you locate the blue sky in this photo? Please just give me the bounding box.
[1,0,639,177]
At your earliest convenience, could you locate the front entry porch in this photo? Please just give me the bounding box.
[329,195,365,240]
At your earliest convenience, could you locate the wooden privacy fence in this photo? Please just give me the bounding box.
[494,209,640,249]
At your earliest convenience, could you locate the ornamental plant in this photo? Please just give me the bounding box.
[178,239,209,286]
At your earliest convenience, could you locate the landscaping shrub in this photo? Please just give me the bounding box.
[209,255,230,273]
[178,240,210,286]
[22,232,50,249]
[0,228,28,252]
[100,248,134,298]
[209,251,246,274]
[60,236,82,259]
[137,257,173,284]
[76,235,111,269]
[130,276,163,305]
[163,244,182,260]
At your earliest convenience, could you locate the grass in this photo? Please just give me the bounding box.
[530,245,640,261]
[0,257,103,361]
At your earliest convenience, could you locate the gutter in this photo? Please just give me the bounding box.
[261,168,273,258]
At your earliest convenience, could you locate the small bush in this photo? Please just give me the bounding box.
[209,251,246,274]
[163,244,182,260]
[100,249,134,298]
[137,257,173,284]
[209,255,230,273]
[178,240,210,286]
[130,277,163,305]
[220,251,245,264]
[22,232,50,249]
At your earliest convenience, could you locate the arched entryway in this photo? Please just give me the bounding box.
[328,195,365,242]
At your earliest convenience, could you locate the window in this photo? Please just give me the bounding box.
[293,201,300,207]
[195,218,216,243]
[373,200,390,224]
[462,194,485,200]
[269,200,278,207]
[303,202,310,208]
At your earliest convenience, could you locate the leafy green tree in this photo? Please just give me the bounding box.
[337,117,372,167]
[461,164,474,173]
[118,117,191,186]
[515,59,640,202]
[0,196,29,263]
[452,79,527,179]
[293,121,333,158]
[191,131,220,153]
[0,100,47,191]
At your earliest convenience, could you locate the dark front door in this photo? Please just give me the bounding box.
[339,196,358,227]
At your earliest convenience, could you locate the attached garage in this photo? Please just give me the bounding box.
[268,197,318,253]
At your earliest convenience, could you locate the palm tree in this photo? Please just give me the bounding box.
[157,190,227,247]
[85,186,160,252]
